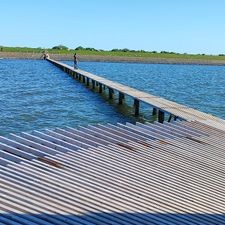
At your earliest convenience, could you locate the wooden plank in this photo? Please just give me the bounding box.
[2,121,225,224]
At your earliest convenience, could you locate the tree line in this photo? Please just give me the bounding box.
[52,45,180,54]
[1,45,224,56]
[51,45,225,56]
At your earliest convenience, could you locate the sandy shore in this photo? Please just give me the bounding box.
[1,51,225,66]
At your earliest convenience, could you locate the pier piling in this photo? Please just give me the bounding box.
[92,80,95,89]
[82,76,85,83]
[158,110,165,123]
[47,58,225,128]
[119,92,125,104]
[134,99,139,116]
[87,78,90,86]
[152,108,157,116]
[109,88,114,99]
[168,114,173,122]
[99,84,103,93]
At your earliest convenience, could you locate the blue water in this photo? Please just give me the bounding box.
[71,61,225,117]
[1,59,225,135]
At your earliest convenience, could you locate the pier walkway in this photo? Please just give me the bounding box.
[1,59,225,224]
[48,58,225,131]
[1,120,225,224]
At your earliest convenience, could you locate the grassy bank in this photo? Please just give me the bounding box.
[1,46,225,61]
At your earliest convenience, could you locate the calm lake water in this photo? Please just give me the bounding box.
[0,59,225,135]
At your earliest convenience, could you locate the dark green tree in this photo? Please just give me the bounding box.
[52,45,68,50]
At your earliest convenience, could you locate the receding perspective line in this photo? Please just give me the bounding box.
[47,58,225,131]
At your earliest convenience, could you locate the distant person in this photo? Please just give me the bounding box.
[42,51,47,60]
[46,53,49,59]
[42,51,49,60]
[74,53,78,69]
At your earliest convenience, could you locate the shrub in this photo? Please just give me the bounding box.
[160,51,169,54]
[75,46,84,50]
[111,49,119,52]
[52,45,68,50]
[85,47,97,51]
[121,48,130,52]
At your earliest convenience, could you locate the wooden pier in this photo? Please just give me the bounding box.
[1,120,225,224]
[47,58,225,131]
[1,59,225,224]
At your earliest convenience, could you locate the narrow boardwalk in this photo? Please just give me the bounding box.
[48,58,225,131]
[1,120,225,224]
[1,59,225,224]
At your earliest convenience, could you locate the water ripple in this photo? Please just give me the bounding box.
[1,59,225,135]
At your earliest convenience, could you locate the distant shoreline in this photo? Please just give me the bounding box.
[1,51,225,66]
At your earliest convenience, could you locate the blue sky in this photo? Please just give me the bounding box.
[1,0,225,54]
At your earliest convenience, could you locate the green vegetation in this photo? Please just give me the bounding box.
[52,45,68,50]
[1,45,225,60]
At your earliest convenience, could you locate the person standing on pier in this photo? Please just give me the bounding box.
[74,53,78,69]
[42,50,49,60]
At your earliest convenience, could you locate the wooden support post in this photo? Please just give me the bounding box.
[174,116,178,121]
[168,114,172,122]
[96,82,99,87]
[79,74,81,81]
[158,110,165,123]
[109,88,113,99]
[99,84,103,93]
[103,85,106,90]
[82,76,85,83]
[87,78,90,86]
[119,92,125,104]
[134,99,139,116]
[152,108,157,116]
[92,80,95,89]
